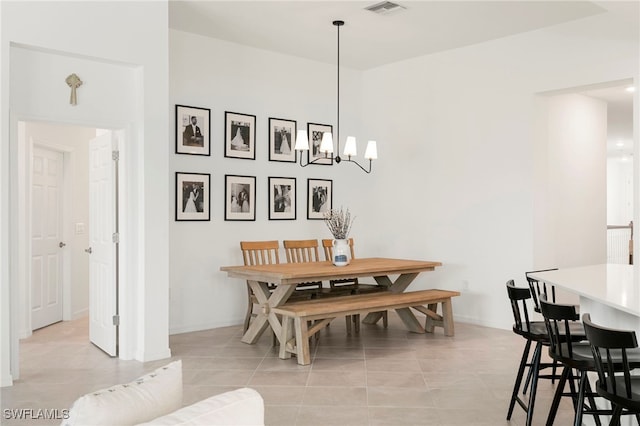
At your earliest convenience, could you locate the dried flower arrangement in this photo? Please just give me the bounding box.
[323,207,355,239]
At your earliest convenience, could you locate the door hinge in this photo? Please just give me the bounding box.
[112,233,119,243]
[112,150,119,161]
[112,315,120,326]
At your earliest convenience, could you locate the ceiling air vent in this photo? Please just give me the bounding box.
[365,1,406,15]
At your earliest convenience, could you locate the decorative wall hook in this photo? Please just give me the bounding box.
[65,73,83,106]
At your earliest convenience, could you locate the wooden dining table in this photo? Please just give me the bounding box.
[220,257,443,345]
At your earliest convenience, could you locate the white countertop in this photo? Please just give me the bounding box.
[529,264,640,317]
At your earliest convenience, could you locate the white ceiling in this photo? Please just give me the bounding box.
[169,0,608,70]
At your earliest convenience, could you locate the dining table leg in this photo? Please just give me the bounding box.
[241,280,296,345]
[362,272,421,325]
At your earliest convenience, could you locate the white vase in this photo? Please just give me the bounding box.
[332,239,350,266]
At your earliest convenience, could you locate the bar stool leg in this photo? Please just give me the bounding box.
[526,343,542,426]
[578,372,602,426]
[508,339,532,420]
[546,366,570,426]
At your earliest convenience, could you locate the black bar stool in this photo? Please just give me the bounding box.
[506,280,562,426]
[539,297,601,426]
[583,314,640,425]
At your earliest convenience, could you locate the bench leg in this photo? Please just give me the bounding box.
[294,318,312,365]
[420,299,455,336]
[279,316,294,360]
[441,299,455,336]
[395,307,425,333]
[425,303,438,333]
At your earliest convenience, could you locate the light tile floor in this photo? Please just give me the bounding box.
[1,314,580,425]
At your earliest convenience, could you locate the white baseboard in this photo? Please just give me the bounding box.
[453,314,510,331]
[71,308,89,320]
[140,348,172,362]
[169,318,243,335]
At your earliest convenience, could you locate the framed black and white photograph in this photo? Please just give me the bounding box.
[307,122,333,165]
[268,118,296,163]
[175,172,210,221]
[268,177,296,220]
[225,111,256,159]
[175,105,210,156]
[225,175,256,221]
[307,178,332,220]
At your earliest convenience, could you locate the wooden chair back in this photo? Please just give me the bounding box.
[240,240,280,266]
[321,238,355,261]
[282,239,322,292]
[283,239,321,263]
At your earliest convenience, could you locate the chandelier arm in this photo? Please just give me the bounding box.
[297,151,334,167]
[344,158,372,174]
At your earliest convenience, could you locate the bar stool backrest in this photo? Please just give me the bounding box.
[525,268,558,313]
[540,296,580,359]
[583,313,638,399]
[506,280,534,335]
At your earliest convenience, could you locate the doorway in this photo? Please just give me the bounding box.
[19,121,121,360]
[577,83,635,264]
[534,78,636,270]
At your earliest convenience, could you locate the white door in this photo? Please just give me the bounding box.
[31,147,64,330]
[89,132,118,356]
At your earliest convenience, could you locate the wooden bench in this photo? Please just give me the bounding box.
[273,289,460,365]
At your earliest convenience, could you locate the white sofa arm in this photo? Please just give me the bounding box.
[136,388,264,426]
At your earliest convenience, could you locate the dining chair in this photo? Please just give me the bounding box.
[321,238,388,331]
[284,238,363,334]
[281,239,324,294]
[506,280,563,426]
[583,314,640,426]
[539,297,601,426]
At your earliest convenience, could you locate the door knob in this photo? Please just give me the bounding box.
[85,247,92,254]
[59,242,66,248]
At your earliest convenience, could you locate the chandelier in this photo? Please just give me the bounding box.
[294,20,378,173]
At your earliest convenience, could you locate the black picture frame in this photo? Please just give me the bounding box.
[175,172,211,221]
[225,111,256,159]
[175,105,211,156]
[307,122,333,165]
[268,177,296,220]
[225,174,256,221]
[268,117,296,163]
[307,178,332,219]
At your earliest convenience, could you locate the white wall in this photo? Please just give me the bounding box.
[361,6,637,329]
[544,94,607,267]
[1,1,170,386]
[169,30,365,333]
